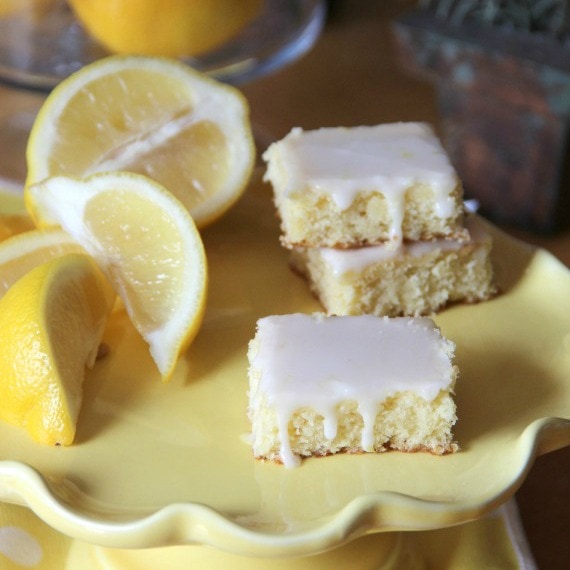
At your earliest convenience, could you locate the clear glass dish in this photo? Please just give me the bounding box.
[0,0,326,90]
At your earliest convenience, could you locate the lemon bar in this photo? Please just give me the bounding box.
[262,123,467,248]
[290,216,496,317]
[247,313,459,467]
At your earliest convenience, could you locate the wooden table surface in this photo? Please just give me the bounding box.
[0,1,568,567]
[241,2,570,568]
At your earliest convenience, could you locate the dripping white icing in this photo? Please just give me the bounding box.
[264,123,458,243]
[316,215,487,276]
[250,314,455,468]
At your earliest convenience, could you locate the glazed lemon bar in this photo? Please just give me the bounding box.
[290,215,496,317]
[262,123,468,248]
[247,313,459,468]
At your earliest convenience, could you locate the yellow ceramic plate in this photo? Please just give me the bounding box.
[0,179,569,557]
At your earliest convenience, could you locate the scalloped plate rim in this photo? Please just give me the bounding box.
[0,415,569,557]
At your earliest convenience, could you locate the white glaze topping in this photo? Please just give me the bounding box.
[263,123,458,242]
[316,215,487,276]
[249,314,455,467]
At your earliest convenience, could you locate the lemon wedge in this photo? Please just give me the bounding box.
[0,228,85,299]
[26,172,208,380]
[25,54,255,228]
[0,253,115,446]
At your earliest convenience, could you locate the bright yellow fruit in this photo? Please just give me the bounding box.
[27,172,208,380]
[0,228,85,299]
[68,0,262,57]
[25,54,255,228]
[0,253,115,446]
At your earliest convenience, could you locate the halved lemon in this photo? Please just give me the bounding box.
[25,54,255,228]
[0,253,115,446]
[26,172,208,380]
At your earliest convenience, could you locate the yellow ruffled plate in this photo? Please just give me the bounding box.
[0,499,533,569]
[0,178,569,558]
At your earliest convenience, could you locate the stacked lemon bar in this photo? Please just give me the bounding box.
[263,122,496,317]
[250,123,496,467]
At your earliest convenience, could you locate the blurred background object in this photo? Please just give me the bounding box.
[0,0,326,90]
[393,0,570,232]
[67,0,264,59]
